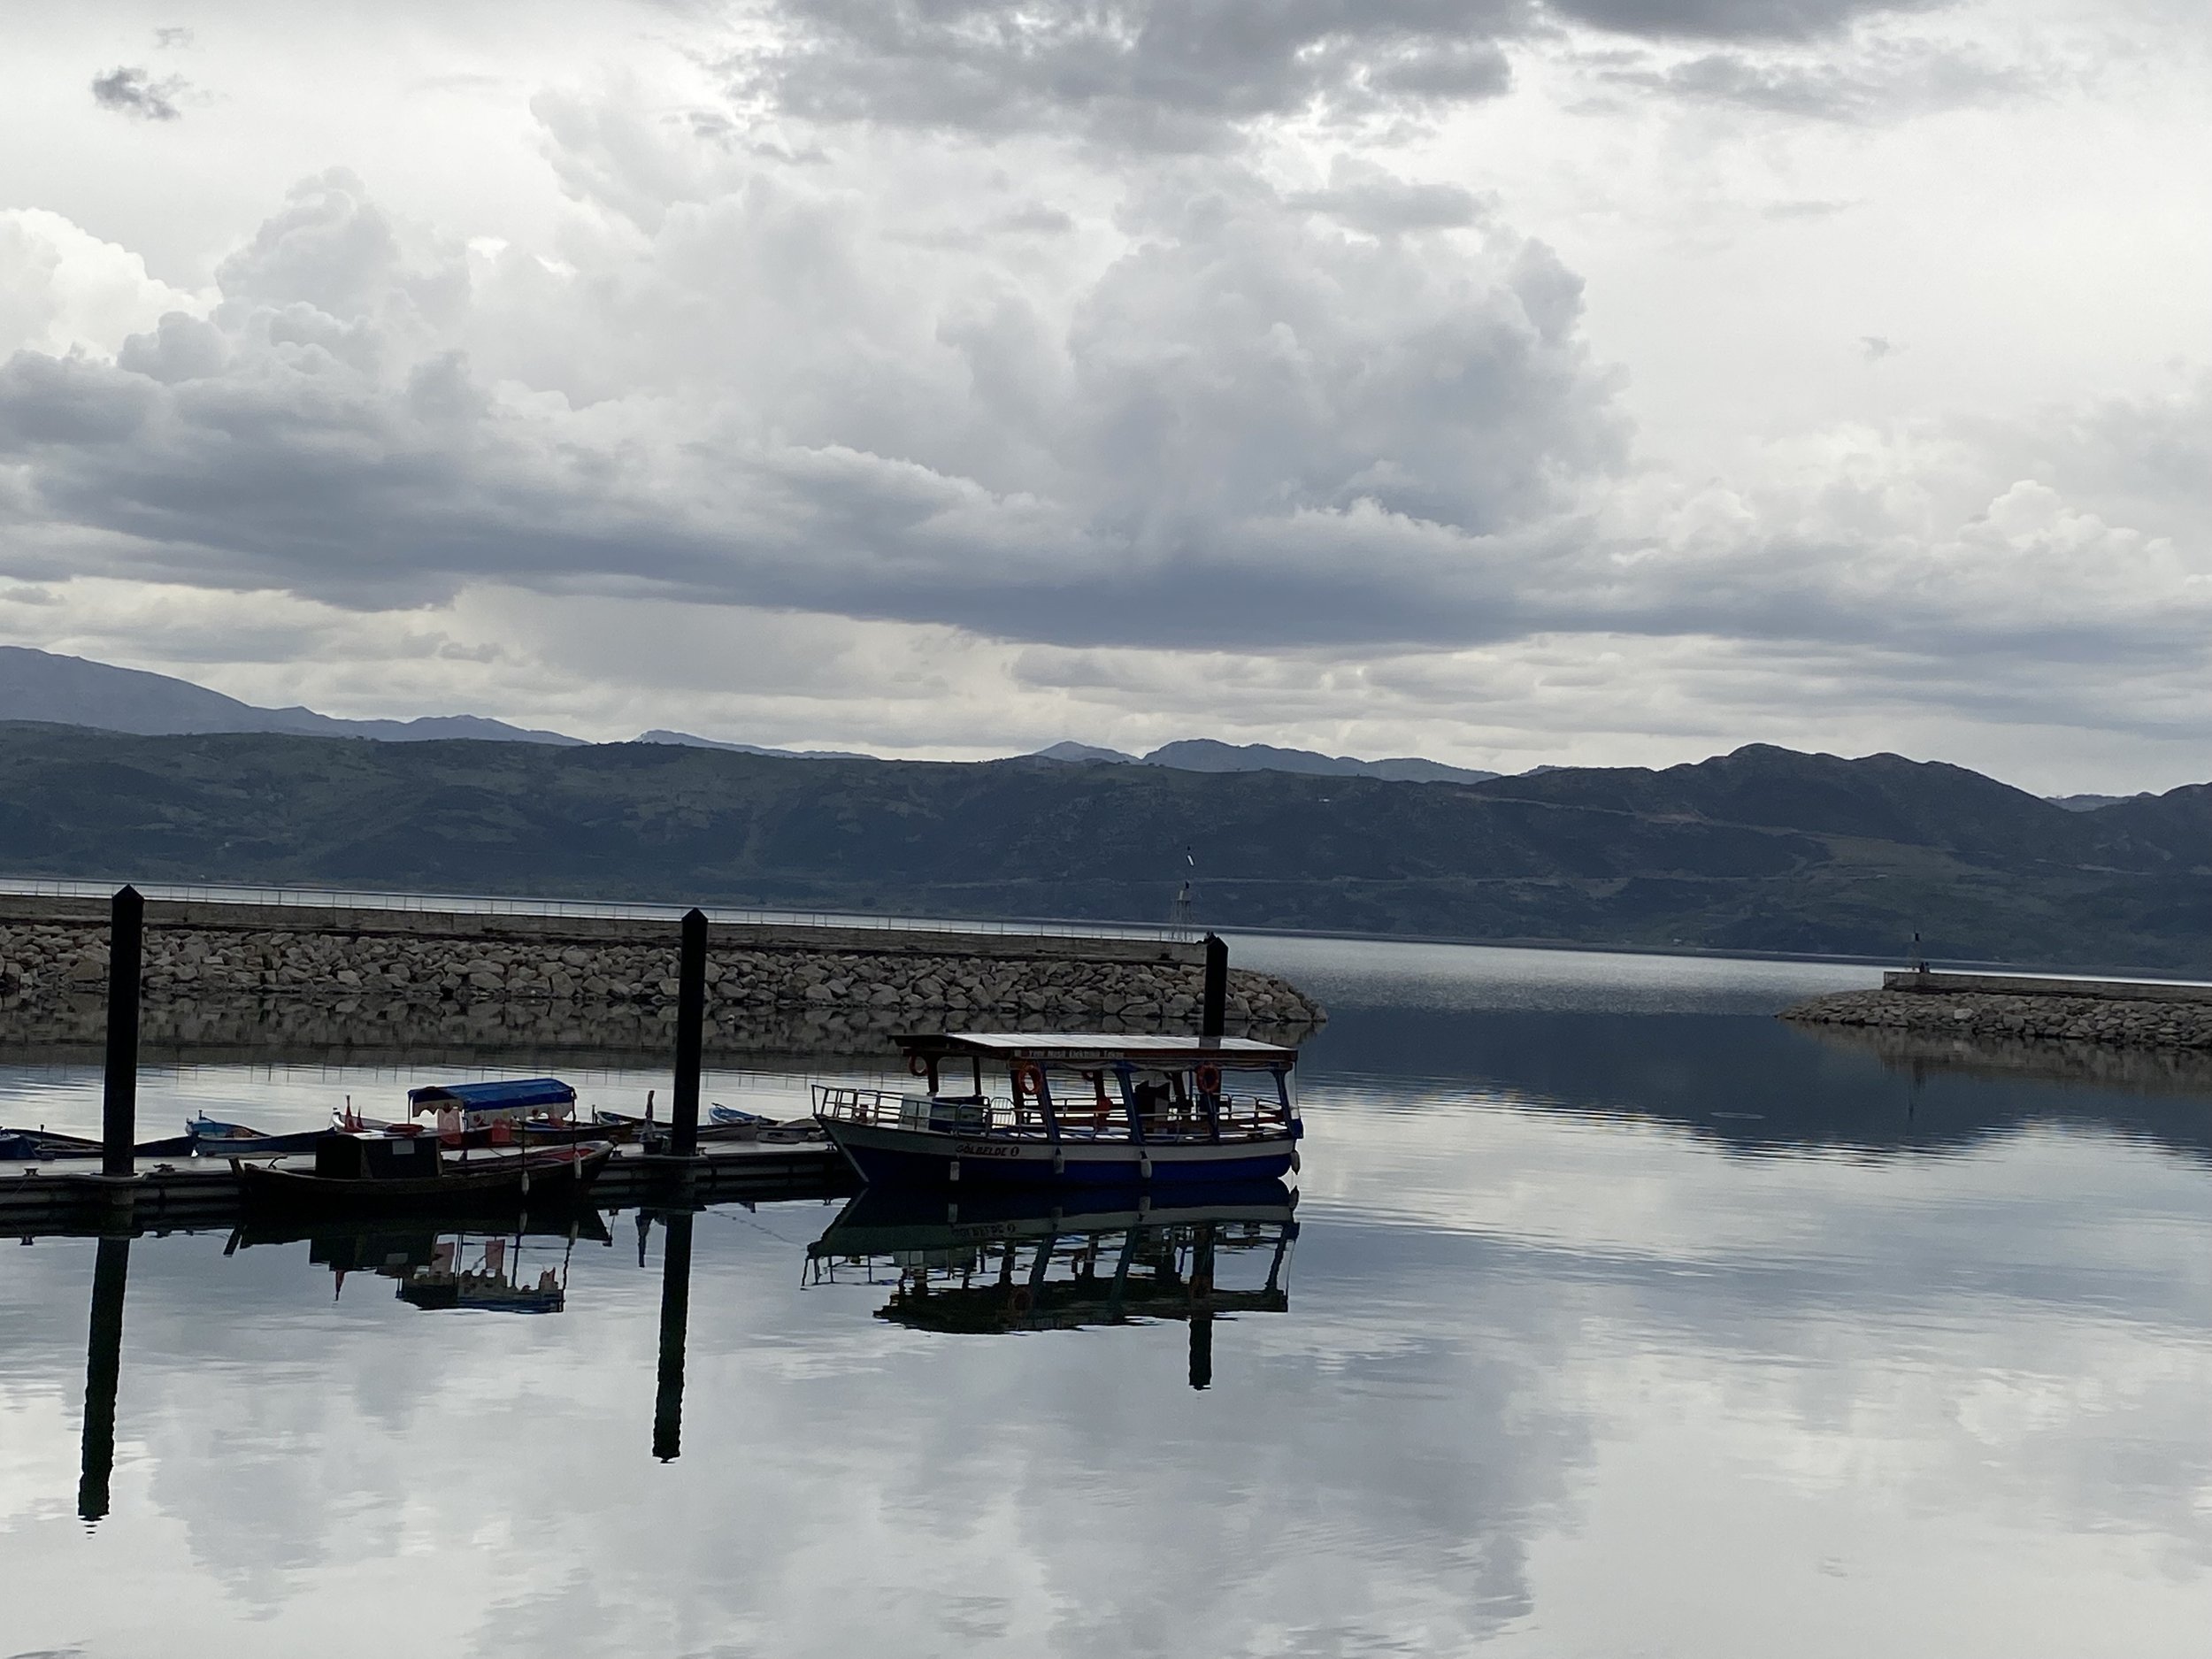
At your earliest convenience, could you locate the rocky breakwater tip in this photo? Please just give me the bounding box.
[0,899,1325,1057]
[1782,969,2212,1052]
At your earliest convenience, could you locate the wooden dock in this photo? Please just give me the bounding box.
[0,1138,856,1238]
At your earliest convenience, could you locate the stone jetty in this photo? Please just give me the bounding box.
[0,895,1324,1056]
[1783,968,2212,1050]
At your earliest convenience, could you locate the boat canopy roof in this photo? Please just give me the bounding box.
[406,1077,578,1117]
[895,1032,1297,1069]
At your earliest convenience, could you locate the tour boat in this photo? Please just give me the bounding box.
[812,1032,1303,1189]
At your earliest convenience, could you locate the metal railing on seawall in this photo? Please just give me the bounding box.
[0,876,1199,946]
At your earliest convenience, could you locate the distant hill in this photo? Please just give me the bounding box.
[1033,741,1138,764]
[2046,793,2141,812]
[4,724,2211,972]
[639,730,869,760]
[1034,736,1500,785]
[0,647,584,746]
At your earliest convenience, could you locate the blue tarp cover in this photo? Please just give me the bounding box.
[407,1078,577,1114]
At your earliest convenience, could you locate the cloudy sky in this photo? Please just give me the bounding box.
[2,1,2208,790]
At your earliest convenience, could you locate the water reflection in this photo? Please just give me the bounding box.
[3,941,2210,1656]
[228,1212,615,1313]
[807,1185,1298,1388]
[77,1233,127,1524]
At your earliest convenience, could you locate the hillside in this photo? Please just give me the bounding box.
[0,723,2207,971]
[0,646,583,745]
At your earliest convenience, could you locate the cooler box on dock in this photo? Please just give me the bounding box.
[314,1133,445,1179]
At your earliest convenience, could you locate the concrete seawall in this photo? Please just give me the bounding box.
[0,895,1325,1056]
[1783,969,2212,1052]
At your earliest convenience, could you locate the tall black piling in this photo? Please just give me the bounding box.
[651,1210,695,1463]
[79,1234,131,1521]
[1200,932,1228,1040]
[671,907,708,1160]
[103,885,143,1178]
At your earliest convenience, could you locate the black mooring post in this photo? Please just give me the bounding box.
[103,886,143,1178]
[79,1234,131,1521]
[671,908,707,1159]
[1200,932,1228,1039]
[651,1210,695,1463]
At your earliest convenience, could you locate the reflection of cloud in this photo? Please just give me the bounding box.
[0,1032,2208,1653]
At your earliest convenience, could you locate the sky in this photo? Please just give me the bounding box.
[1,1,2208,792]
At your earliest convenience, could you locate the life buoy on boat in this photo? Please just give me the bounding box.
[1010,1285,1033,1314]
[1011,1062,1046,1099]
[1194,1062,1223,1097]
[909,1053,929,1076]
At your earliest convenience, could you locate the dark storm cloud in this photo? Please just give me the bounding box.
[4,157,2199,676]
[1546,0,1945,42]
[89,65,188,121]
[745,0,1956,147]
[0,166,1634,643]
[749,1,1526,147]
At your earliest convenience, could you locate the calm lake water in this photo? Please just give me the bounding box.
[4,940,2209,1657]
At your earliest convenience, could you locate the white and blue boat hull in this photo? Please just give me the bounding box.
[820,1118,1300,1188]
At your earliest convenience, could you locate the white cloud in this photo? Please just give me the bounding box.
[0,0,2208,790]
[0,208,204,358]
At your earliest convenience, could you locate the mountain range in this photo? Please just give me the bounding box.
[1033,738,1499,784]
[0,646,584,748]
[1,646,1497,783]
[3,719,2210,972]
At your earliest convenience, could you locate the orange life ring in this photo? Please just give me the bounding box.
[1194,1062,1223,1096]
[1011,1062,1045,1098]
[908,1054,931,1077]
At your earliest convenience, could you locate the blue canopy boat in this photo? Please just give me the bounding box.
[813,1033,1303,1189]
[400,1078,600,1144]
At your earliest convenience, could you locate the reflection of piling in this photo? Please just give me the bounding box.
[1201,933,1227,1040]
[651,1210,695,1463]
[1188,1221,1215,1390]
[671,909,707,1160]
[78,1234,130,1521]
[103,886,143,1178]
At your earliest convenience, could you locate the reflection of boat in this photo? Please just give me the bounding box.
[395,1233,572,1313]
[234,1132,613,1216]
[806,1180,1299,1337]
[814,1033,1303,1188]
[229,1210,611,1314]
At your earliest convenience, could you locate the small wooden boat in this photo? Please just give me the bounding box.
[0,1125,105,1162]
[593,1103,822,1144]
[234,1131,612,1217]
[187,1115,329,1156]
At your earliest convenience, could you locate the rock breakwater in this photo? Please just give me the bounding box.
[0,896,1324,1054]
[1784,983,2212,1050]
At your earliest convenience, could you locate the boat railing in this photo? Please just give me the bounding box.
[813,1084,1294,1141]
[813,1086,1010,1134]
